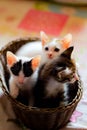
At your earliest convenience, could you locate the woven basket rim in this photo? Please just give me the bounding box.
[0,78,83,113]
[0,37,40,53]
[0,37,83,113]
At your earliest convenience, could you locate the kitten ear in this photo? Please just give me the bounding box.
[40,31,49,46]
[61,33,72,49]
[7,51,17,67]
[61,46,74,59]
[31,55,41,71]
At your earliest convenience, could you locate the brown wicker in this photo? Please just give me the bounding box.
[0,37,83,130]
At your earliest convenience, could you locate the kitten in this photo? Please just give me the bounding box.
[40,31,72,64]
[16,31,72,64]
[6,51,41,99]
[33,46,79,108]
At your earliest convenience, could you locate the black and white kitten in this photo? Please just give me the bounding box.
[33,47,79,108]
[6,51,40,100]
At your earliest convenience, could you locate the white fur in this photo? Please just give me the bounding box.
[16,41,42,57]
[9,77,19,98]
[63,84,68,105]
[45,78,64,96]
[64,67,72,74]
[45,38,61,48]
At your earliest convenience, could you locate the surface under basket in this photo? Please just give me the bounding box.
[0,37,83,130]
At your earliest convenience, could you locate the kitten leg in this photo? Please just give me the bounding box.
[9,79,19,98]
[29,94,34,107]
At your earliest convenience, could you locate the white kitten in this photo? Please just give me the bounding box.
[16,31,72,65]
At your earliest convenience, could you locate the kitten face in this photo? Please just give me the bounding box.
[10,59,33,86]
[53,64,76,83]
[7,51,41,86]
[43,39,61,60]
[40,31,72,61]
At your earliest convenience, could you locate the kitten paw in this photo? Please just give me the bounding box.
[10,92,18,98]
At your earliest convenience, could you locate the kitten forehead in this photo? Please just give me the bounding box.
[47,38,61,48]
[18,56,32,63]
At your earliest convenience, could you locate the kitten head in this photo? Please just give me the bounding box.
[40,46,78,83]
[52,47,78,83]
[40,31,72,60]
[40,31,61,60]
[7,51,41,85]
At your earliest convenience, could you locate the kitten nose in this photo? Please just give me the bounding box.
[48,52,52,58]
[74,73,79,80]
[70,73,79,83]
[18,78,24,84]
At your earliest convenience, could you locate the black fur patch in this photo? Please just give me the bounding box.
[23,61,33,77]
[11,60,22,76]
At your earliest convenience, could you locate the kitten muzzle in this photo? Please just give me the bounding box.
[74,73,79,80]
[18,78,24,84]
[48,53,53,59]
[69,73,79,83]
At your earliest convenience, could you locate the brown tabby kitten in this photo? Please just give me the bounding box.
[33,47,79,108]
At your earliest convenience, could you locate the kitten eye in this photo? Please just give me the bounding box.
[57,63,66,69]
[54,48,59,52]
[45,47,49,51]
[54,66,65,74]
[56,67,64,71]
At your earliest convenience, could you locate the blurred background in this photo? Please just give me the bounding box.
[0,0,87,130]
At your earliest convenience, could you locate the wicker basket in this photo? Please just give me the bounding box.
[0,37,83,130]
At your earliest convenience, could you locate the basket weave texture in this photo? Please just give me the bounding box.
[0,37,83,130]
